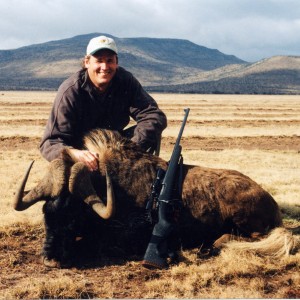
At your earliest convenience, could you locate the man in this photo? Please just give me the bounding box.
[40,35,167,171]
[39,35,167,267]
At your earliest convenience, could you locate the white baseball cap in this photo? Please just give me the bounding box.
[86,35,118,55]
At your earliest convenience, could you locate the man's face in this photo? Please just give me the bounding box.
[85,50,118,92]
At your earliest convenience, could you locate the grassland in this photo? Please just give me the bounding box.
[0,92,299,298]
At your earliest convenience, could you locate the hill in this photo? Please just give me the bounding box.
[0,33,299,94]
[147,56,300,94]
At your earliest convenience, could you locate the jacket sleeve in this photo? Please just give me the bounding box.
[129,77,167,151]
[39,87,78,161]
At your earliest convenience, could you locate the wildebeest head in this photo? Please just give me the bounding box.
[14,157,115,219]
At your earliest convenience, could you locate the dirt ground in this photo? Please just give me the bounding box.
[0,224,156,299]
[1,134,299,152]
[1,223,300,299]
[1,93,299,298]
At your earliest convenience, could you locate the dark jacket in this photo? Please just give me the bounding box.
[40,67,167,161]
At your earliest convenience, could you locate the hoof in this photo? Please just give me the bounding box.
[42,257,72,268]
[42,257,61,268]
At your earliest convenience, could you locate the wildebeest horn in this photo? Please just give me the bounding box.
[14,159,70,211]
[69,162,115,219]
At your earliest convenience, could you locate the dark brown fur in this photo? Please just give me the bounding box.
[81,129,282,249]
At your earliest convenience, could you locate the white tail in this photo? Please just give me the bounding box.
[225,227,300,258]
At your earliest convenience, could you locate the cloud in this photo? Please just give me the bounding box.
[0,0,299,61]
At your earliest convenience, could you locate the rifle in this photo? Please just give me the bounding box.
[142,108,190,269]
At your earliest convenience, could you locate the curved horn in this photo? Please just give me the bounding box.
[14,159,70,211]
[14,161,36,211]
[69,163,115,219]
[84,170,115,219]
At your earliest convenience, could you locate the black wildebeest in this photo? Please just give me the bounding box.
[14,129,285,268]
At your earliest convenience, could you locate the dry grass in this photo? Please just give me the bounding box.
[0,91,299,298]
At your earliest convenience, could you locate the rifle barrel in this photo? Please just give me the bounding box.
[174,108,190,148]
[159,108,190,201]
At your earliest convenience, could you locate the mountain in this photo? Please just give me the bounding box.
[0,33,299,94]
[147,56,300,94]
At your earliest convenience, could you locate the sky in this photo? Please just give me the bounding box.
[0,0,299,62]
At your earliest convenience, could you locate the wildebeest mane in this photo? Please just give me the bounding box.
[85,129,128,152]
[83,129,167,207]
[84,129,155,163]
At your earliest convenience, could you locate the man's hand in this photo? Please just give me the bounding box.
[67,149,99,172]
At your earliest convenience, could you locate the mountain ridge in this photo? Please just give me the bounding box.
[0,33,299,94]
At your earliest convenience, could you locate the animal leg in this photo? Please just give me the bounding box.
[42,195,77,268]
[42,204,62,268]
[211,232,263,255]
[214,234,250,249]
[197,233,263,258]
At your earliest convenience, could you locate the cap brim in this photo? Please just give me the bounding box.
[89,47,117,55]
